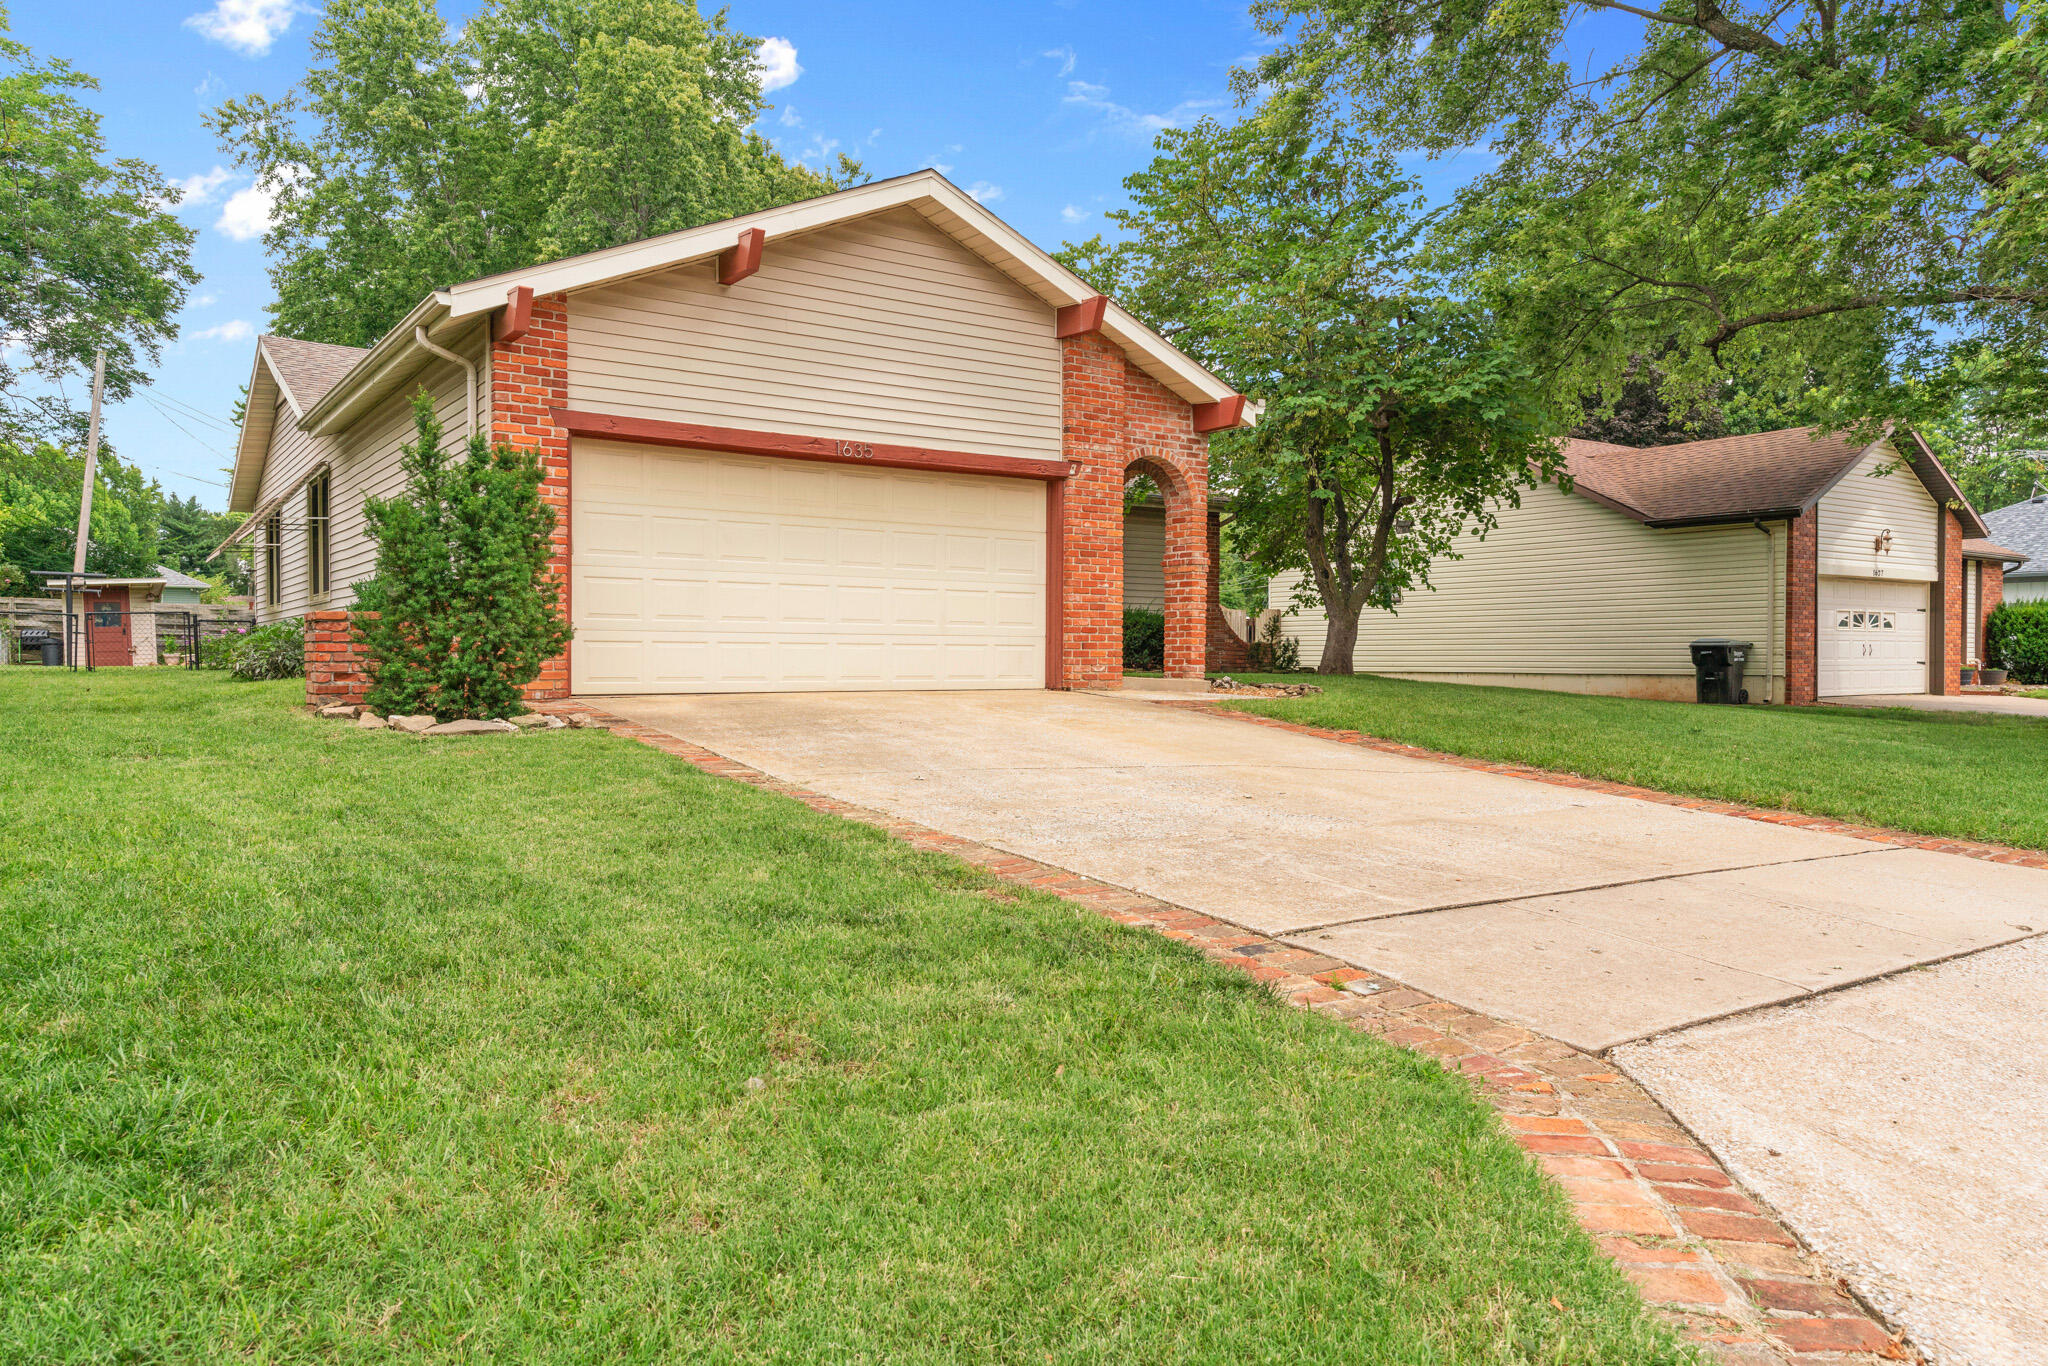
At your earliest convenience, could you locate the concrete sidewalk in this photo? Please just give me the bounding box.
[588,689,2047,1053]
[1822,691,2048,717]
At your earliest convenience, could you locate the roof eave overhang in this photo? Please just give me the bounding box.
[226,348,284,515]
[298,295,456,436]
[1643,507,1806,530]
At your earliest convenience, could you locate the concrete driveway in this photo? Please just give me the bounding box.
[588,689,2046,1053]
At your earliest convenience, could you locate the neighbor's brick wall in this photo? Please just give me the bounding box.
[1939,509,1964,694]
[1784,510,1818,704]
[305,609,369,707]
[492,293,572,700]
[1057,332,1218,686]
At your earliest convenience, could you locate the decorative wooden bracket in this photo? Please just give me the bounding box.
[494,285,535,344]
[718,228,766,286]
[1054,294,1109,338]
[1192,395,1248,433]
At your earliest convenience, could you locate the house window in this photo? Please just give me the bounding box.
[263,512,282,607]
[306,472,330,598]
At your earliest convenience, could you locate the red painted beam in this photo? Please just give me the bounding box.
[1192,395,1248,433]
[494,285,535,344]
[718,228,766,286]
[551,408,1075,482]
[1054,294,1109,338]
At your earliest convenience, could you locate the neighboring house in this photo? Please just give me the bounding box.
[221,171,1252,701]
[155,565,210,605]
[36,573,169,667]
[1273,427,2012,703]
[1979,491,2048,606]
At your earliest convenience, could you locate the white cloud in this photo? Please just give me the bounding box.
[1043,46,1076,77]
[966,181,1004,203]
[1061,80,1219,139]
[184,0,298,57]
[778,104,802,128]
[215,170,296,241]
[193,293,219,307]
[1060,204,1088,224]
[932,161,954,175]
[189,319,255,344]
[172,166,235,208]
[755,37,801,93]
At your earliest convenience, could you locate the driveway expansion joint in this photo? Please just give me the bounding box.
[537,697,1922,1366]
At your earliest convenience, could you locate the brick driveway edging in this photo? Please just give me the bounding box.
[1179,701,2048,872]
[532,699,1919,1366]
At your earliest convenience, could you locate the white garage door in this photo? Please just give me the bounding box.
[1818,576,1929,696]
[570,440,1046,693]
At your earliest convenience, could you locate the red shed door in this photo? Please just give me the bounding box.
[84,587,133,667]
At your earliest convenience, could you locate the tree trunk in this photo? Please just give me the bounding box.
[1318,599,1362,674]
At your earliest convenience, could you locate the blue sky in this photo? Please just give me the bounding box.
[13,0,1284,506]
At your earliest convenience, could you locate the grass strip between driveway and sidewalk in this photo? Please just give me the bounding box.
[1217,672,2048,852]
[0,670,1697,1364]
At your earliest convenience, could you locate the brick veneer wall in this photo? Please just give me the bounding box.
[492,293,573,700]
[1981,563,2004,658]
[305,609,369,707]
[1057,332,1216,686]
[1784,510,1818,704]
[1206,509,1252,672]
[1938,508,1964,694]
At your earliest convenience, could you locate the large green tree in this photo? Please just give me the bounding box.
[1252,0,2048,437]
[0,8,197,446]
[210,0,855,347]
[0,442,160,578]
[1064,110,1561,673]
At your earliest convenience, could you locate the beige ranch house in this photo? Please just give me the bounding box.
[1273,428,2027,704]
[221,171,1257,702]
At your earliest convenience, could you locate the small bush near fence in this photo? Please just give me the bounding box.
[1123,609,1165,672]
[201,619,304,681]
[1986,602,2048,684]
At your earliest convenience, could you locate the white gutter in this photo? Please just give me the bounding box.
[414,325,478,446]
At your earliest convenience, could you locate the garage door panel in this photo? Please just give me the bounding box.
[571,440,1046,693]
[1818,577,1928,696]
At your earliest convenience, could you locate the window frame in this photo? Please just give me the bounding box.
[263,511,282,607]
[305,471,330,599]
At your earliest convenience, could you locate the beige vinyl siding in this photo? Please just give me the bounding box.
[1124,506,1166,609]
[2004,576,2048,603]
[250,326,488,623]
[1816,440,1939,581]
[1272,482,1788,698]
[566,207,1062,465]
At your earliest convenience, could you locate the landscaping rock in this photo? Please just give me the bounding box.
[356,711,385,729]
[566,712,604,728]
[422,718,517,736]
[510,712,552,728]
[317,703,359,719]
[389,714,437,733]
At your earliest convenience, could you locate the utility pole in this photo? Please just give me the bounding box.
[71,349,106,575]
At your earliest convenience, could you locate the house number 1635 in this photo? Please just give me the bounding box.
[834,440,875,459]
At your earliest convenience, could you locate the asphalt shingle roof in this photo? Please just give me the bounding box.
[155,564,210,590]
[1561,427,1867,526]
[260,335,369,414]
[1980,495,2048,578]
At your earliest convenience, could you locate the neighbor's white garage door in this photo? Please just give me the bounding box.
[1818,576,1929,696]
[570,440,1046,693]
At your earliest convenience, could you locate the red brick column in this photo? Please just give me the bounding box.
[1936,509,1964,694]
[492,294,572,699]
[1784,510,1818,704]
[304,609,369,708]
[1056,331,1215,686]
[1205,509,1251,672]
[1982,563,2004,660]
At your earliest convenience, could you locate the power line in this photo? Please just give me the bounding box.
[135,381,238,434]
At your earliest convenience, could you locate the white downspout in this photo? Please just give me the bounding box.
[1753,520,1778,704]
[414,325,478,446]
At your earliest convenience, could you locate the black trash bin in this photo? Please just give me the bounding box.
[1689,638,1751,704]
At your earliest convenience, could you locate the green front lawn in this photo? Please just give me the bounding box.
[0,671,1690,1364]
[1220,672,2048,850]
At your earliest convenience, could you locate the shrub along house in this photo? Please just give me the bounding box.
[1273,427,2017,703]
[218,171,1253,704]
